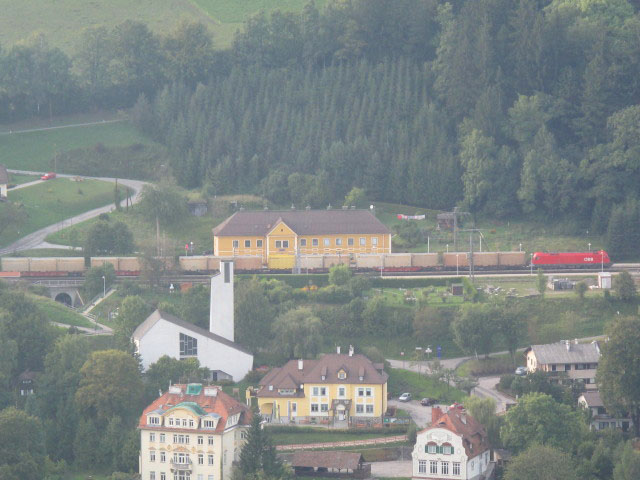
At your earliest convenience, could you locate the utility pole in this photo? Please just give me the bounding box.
[453,206,458,251]
[469,231,474,282]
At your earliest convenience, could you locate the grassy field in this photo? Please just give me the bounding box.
[0,0,326,53]
[387,368,466,404]
[0,121,149,172]
[30,294,94,329]
[0,177,120,247]
[8,173,38,185]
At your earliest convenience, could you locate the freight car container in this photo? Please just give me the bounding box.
[117,257,141,272]
[383,253,412,268]
[206,256,220,271]
[56,257,85,272]
[298,255,324,271]
[1,257,30,272]
[29,258,58,272]
[91,257,119,269]
[473,252,499,267]
[179,256,209,272]
[323,255,350,268]
[443,252,469,268]
[411,253,440,268]
[498,251,527,267]
[237,256,264,271]
[355,254,383,269]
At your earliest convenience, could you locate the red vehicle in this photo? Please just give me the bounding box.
[531,250,611,269]
[41,172,56,180]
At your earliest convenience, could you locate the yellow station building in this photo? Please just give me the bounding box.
[251,349,388,426]
[212,209,392,268]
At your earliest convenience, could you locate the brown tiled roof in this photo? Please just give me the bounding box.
[212,210,390,236]
[580,390,604,407]
[139,384,251,434]
[0,165,8,184]
[291,451,364,470]
[256,353,388,398]
[422,405,490,458]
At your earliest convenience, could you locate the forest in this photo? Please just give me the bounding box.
[2,0,640,257]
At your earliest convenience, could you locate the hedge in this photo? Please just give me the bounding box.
[247,274,330,288]
[369,277,451,288]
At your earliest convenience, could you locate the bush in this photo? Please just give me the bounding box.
[243,369,267,384]
[250,274,330,288]
[499,374,515,391]
[314,284,353,303]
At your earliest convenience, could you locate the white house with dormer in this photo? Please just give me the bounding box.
[132,261,253,381]
[413,404,493,480]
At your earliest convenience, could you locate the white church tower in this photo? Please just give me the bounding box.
[210,260,234,342]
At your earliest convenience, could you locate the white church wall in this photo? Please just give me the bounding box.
[210,261,235,342]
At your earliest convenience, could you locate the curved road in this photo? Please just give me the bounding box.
[0,169,147,255]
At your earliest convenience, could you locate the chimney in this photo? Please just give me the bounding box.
[574,338,578,345]
[306,205,311,211]
[327,204,332,210]
[298,359,304,370]
[291,204,295,210]
[348,345,354,357]
[565,340,571,351]
[337,346,341,354]
[210,261,235,342]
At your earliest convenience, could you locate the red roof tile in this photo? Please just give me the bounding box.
[421,405,490,458]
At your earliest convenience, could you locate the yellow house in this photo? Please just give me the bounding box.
[252,349,388,426]
[212,209,392,268]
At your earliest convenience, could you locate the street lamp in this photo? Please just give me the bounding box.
[456,254,459,276]
[400,351,405,369]
[588,242,591,252]
[102,275,106,298]
[519,243,522,252]
[446,244,449,253]
[415,347,423,374]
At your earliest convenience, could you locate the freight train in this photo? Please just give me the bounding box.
[0,250,611,277]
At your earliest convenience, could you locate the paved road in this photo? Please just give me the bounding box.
[8,178,44,190]
[473,376,515,413]
[0,118,124,135]
[388,399,433,428]
[370,460,412,477]
[0,170,146,255]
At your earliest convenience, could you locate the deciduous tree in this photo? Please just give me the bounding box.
[0,407,46,480]
[504,444,578,480]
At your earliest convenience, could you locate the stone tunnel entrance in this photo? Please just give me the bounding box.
[54,292,73,307]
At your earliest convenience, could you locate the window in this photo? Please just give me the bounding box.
[160,451,166,463]
[244,240,251,248]
[232,240,239,248]
[203,419,216,429]
[160,473,166,480]
[300,239,307,247]
[443,445,454,454]
[441,462,449,475]
[366,405,373,413]
[198,475,203,480]
[418,460,427,474]
[356,405,364,413]
[208,436,214,446]
[320,404,329,412]
[372,237,378,246]
[173,453,190,464]
[323,238,330,246]
[360,237,366,246]
[197,436,203,445]
[173,434,189,444]
[189,419,194,427]
[160,434,165,443]
[312,387,319,396]
[312,238,319,247]
[169,418,174,426]
[150,472,155,480]
[198,454,204,465]
[282,240,289,248]
[358,388,365,397]
[338,371,346,380]
[179,333,197,357]
[320,387,326,396]
[257,239,263,248]
[426,444,437,454]
[336,238,342,246]
[338,387,346,397]
[430,461,438,474]
[150,432,156,442]
[208,476,214,480]
[149,416,160,426]
[453,462,461,475]
[182,419,188,427]
[365,388,372,397]
[311,404,319,412]
[551,364,557,371]
[150,451,156,462]
[275,240,282,248]
[348,238,354,246]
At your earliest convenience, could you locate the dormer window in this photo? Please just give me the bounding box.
[168,418,174,426]
[203,419,217,429]
[338,371,346,380]
[321,375,326,381]
[148,416,160,425]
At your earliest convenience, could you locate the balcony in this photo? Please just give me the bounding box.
[171,460,193,472]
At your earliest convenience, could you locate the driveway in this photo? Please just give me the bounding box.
[0,170,147,255]
[370,460,412,477]
[388,399,433,428]
[472,376,515,413]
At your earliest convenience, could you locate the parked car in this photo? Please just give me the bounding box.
[420,397,436,406]
[398,392,412,402]
[515,366,527,376]
[41,172,56,180]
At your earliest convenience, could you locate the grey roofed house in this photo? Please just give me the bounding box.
[580,390,604,407]
[526,340,601,365]
[212,209,390,237]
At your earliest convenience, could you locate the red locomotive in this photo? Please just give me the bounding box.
[531,250,611,269]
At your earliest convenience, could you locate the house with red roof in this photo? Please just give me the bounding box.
[138,383,251,480]
[412,404,493,480]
